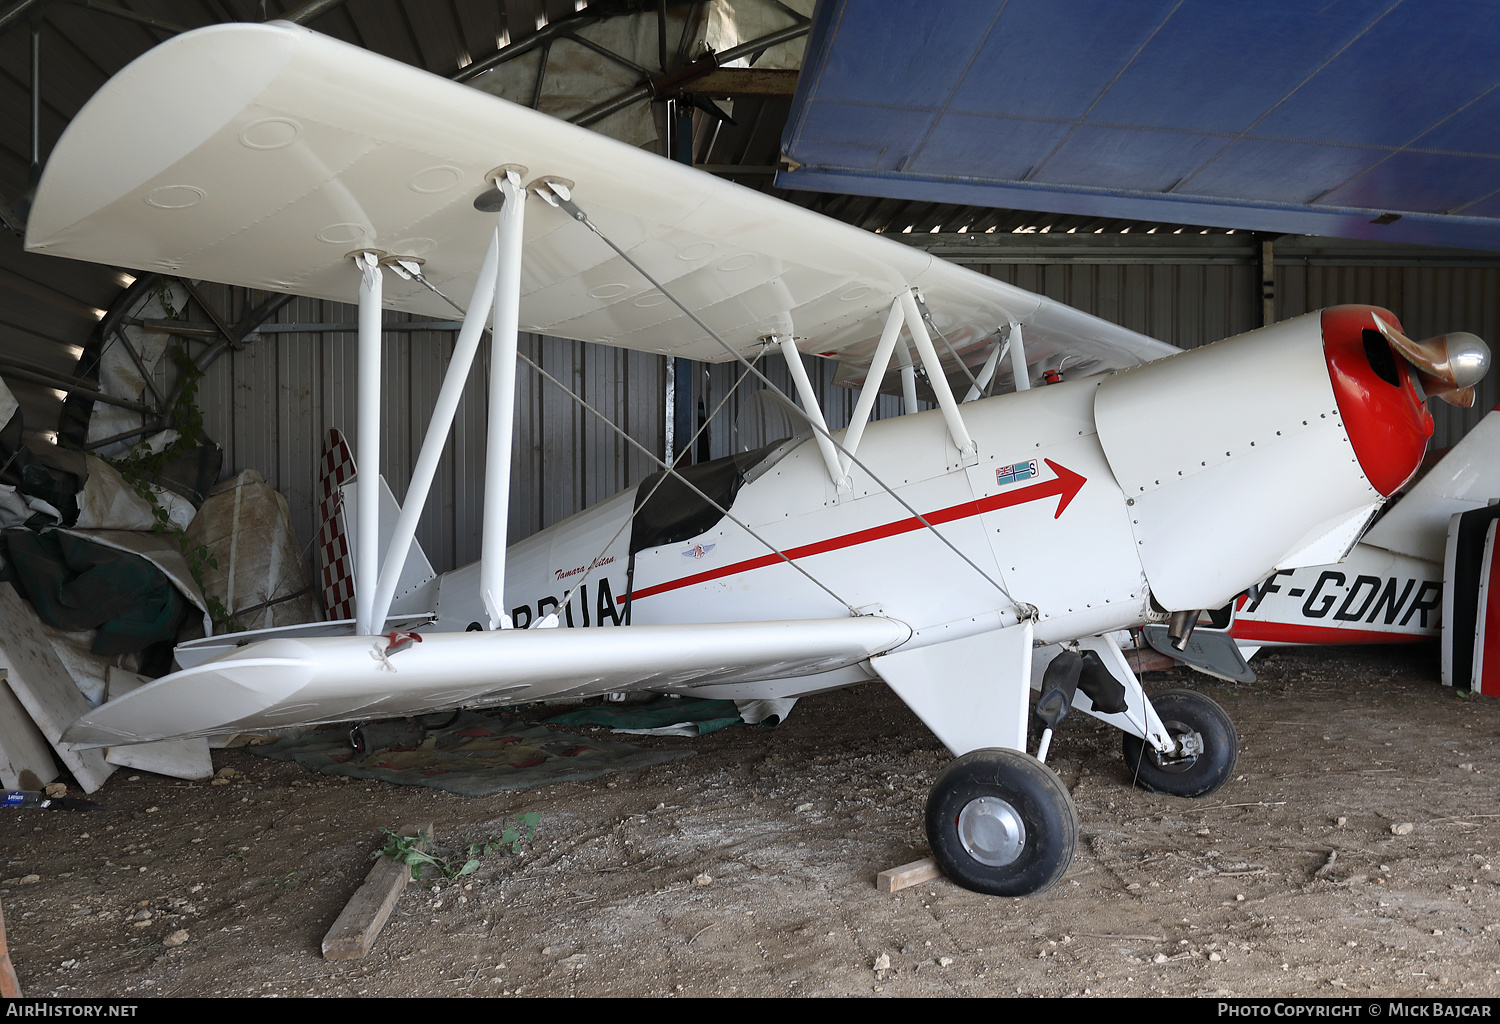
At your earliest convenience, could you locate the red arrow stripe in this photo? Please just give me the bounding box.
[626,459,1086,603]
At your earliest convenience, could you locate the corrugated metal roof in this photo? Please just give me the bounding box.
[780,0,1500,249]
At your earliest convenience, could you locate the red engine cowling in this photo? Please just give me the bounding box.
[1321,306,1433,496]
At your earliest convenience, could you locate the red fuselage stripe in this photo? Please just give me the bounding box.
[1480,530,1500,695]
[623,460,1078,604]
[1229,620,1428,645]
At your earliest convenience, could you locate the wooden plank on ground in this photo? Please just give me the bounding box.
[0,668,59,792]
[0,893,20,997]
[0,586,113,792]
[321,822,432,961]
[878,857,941,892]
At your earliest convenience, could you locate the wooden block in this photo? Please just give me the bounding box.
[1124,647,1178,674]
[321,823,432,960]
[0,894,20,998]
[877,857,942,892]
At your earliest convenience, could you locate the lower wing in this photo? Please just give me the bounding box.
[64,617,912,747]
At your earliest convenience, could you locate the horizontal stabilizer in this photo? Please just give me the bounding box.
[65,616,912,747]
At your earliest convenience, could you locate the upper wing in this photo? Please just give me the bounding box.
[27,21,1173,374]
[63,616,912,746]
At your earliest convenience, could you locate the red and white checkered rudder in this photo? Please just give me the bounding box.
[317,428,358,622]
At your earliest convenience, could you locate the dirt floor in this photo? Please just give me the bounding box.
[7,642,1500,998]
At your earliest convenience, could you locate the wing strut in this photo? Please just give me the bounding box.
[915,294,983,395]
[841,297,906,472]
[481,168,527,629]
[1008,321,1031,392]
[900,289,978,466]
[893,332,920,414]
[365,226,505,634]
[353,250,383,636]
[776,334,848,492]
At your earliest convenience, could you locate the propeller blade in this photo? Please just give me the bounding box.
[1372,313,1490,393]
[1431,384,1477,408]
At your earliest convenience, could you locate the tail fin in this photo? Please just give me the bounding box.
[316,429,358,621]
[1362,405,1500,564]
[316,429,438,622]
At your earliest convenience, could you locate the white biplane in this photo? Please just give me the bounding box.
[26,22,1489,896]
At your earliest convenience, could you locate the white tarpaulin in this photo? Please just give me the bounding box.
[85,283,187,458]
[705,0,813,69]
[74,455,195,533]
[185,470,320,632]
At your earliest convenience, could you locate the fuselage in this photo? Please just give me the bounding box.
[428,306,1434,701]
[434,376,1144,653]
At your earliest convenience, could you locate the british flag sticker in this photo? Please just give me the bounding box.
[996,459,1039,487]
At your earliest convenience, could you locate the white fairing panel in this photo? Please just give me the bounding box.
[1094,312,1379,611]
[960,379,1151,643]
[434,489,637,631]
[26,22,1173,375]
[871,620,1034,755]
[1274,501,1381,571]
[618,391,1152,648]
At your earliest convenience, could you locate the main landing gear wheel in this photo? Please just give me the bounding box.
[925,747,1079,897]
[1122,689,1238,798]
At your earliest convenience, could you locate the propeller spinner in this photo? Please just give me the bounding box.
[1373,313,1490,408]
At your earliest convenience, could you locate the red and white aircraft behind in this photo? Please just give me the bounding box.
[1227,405,1500,659]
[27,23,1489,896]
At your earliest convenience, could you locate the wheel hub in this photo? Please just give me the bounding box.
[1151,722,1205,773]
[956,796,1026,867]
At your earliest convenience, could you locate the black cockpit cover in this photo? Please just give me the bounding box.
[628,442,784,554]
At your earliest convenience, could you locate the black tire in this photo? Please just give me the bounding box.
[1122,689,1238,797]
[415,709,463,732]
[925,747,1079,897]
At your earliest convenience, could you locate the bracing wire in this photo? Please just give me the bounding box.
[401,266,865,617]
[544,190,1020,611]
[523,351,862,618]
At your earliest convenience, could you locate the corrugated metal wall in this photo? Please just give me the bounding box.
[977,261,1262,352]
[957,239,1499,448]
[195,290,667,576]
[1277,262,1500,447]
